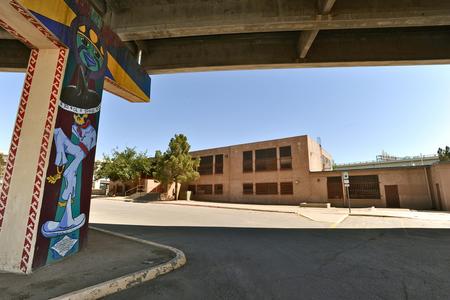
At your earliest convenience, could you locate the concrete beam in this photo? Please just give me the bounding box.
[297,30,319,59]
[0,29,15,40]
[318,0,336,14]
[298,0,336,59]
[0,39,30,72]
[3,26,450,75]
[140,26,450,74]
[110,0,450,41]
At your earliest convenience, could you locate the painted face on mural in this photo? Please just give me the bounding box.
[59,19,107,114]
[76,25,104,72]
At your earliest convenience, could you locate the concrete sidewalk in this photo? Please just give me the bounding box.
[0,228,185,300]
[154,200,450,224]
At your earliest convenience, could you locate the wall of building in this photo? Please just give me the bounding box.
[310,167,432,209]
[430,162,450,210]
[182,135,330,205]
[181,135,434,209]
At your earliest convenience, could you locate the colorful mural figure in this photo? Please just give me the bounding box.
[0,1,148,273]
[0,0,150,273]
[30,3,107,265]
[40,13,105,242]
[41,115,96,238]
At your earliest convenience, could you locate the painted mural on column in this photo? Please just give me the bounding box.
[12,0,151,270]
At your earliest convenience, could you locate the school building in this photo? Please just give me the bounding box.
[181,135,450,210]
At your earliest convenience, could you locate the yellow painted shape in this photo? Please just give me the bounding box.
[107,53,149,102]
[20,0,76,27]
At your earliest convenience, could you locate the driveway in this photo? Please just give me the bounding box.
[90,199,450,300]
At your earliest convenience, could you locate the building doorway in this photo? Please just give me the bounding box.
[385,185,400,208]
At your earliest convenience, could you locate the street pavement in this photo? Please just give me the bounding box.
[90,199,450,300]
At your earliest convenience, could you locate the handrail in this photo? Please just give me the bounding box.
[125,185,145,196]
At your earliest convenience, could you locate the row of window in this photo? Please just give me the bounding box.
[187,182,294,196]
[188,184,223,195]
[243,146,292,173]
[244,182,294,195]
[327,175,381,200]
[198,154,223,175]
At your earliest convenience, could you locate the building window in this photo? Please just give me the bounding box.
[214,184,223,195]
[215,154,223,174]
[279,146,292,170]
[188,185,196,195]
[349,175,380,199]
[243,151,253,173]
[327,177,343,199]
[198,155,213,175]
[255,183,278,195]
[197,184,213,195]
[255,148,277,172]
[243,183,253,195]
[280,182,293,195]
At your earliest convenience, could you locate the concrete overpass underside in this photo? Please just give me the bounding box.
[1,0,450,74]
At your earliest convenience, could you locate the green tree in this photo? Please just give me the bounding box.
[438,146,450,161]
[0,153,5,177]
[95,147,153,182]
[153,134,200,200]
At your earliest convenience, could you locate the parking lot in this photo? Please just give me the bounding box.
[91,199,450,300]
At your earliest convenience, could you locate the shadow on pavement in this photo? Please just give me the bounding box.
[92,223,450,300]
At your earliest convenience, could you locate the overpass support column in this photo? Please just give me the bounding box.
[0,48,68,274]
[0,0,150,274]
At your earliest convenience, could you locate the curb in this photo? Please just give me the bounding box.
[50,226,187,300]
[154,201,298,215]
[348,213,450,221]
[296,211,349,226]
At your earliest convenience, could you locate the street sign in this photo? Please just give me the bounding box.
[343,172,349,180]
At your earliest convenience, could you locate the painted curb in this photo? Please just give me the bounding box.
[50,226,187,300]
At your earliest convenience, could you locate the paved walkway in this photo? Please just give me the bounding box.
[0,229,178,300]
[153,200,450,223]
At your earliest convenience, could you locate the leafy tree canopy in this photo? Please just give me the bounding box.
[438,146,450,162]
[0,153,5,175]
[153,134,200,199]
[95,147,153,182]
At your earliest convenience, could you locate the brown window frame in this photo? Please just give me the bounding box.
[198,155,213,175]
[215,154,224,174]
[243,151,253,173]
[279,146,292,170]
[327,177,343,199]
[280,182,294,195]
[243,183,253,195]
[255,182,278,195]
[349,175,381,199]
[255,148,277,172]
[214,184,223,195]
[197,184,213,195]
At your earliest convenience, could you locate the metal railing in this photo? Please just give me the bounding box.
[124,185,145,197]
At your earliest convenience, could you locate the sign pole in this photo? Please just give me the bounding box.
[346,185,351,214]
[342,172,351,214]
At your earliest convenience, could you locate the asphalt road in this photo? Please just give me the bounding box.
[90,200,450,300]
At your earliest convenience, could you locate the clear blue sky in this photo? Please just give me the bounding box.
[1,65,449,164]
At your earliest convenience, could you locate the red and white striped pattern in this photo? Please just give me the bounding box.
[0,49,38,229]
[9,0,65,48]
[19,48,66,273]
[0,18,35,49]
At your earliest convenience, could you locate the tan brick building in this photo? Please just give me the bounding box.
[181,135,447,210]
